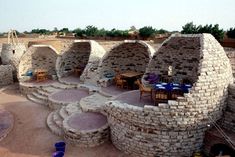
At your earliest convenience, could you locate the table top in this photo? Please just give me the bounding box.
[120,71,143,78]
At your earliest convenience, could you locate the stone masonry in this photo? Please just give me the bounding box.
[56,40,106,85]
[0,65,13,86]
[221,84,235,132]
[1,43,26,70]
[18,45,58,81]
[105,34,234,157]
[98,40,155,78]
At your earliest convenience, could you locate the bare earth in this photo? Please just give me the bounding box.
[0,84,127,157]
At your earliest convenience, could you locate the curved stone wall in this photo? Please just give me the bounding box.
[221,83,235,132]
[1,43,26,70]
[98,40,155,77]
[0,65,13,86]
[56,40,106,85]
[105,34,233,157]
[28,40,64,53]
[18,45,58,81]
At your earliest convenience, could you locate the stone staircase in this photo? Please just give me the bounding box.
[26,81,77,108]
[46,103,82,136]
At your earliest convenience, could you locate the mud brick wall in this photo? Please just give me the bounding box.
[0,65,13,86]
[105,34,233,157]
[98,41,154,77]
[18,45,58,81]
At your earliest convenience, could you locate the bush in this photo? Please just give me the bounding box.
[181,22,224,41]
[84,25,99,37]
[139,26,156,38]
[227,28,235,39]
[73,28,85,37]
[106,29,129,37]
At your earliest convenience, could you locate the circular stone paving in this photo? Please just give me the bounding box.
[63,112,109,147]
[49,89,89,103]
[0,109,14,141]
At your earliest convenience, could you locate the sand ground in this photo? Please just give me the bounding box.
[0,84,127,157]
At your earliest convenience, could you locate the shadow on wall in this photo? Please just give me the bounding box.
[209,144,235,157]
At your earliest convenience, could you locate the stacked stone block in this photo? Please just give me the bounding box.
[0,65,13,86]
[1,43,26,70]
[221,84,235,132]
[225,49,235,77]
[63,112,110,147]
[56,40,106,85]
[18,45,58,81]
[98,41,154,78]
[105,34,233,157]
[56,42,91,77]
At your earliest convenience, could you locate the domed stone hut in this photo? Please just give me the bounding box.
[18,45,58,82]
[1,43,26,80]
[105,34,233,156]
[56,40,106,85]
[97,40,154,82]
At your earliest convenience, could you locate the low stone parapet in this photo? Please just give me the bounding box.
[63,112,109,147]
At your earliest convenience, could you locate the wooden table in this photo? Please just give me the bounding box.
[36,69,47,82]
[120,71,143,89]
[120,71,143,78]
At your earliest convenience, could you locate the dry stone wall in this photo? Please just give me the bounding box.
[56,42,91,77]
[98,40,154,77]
[0,65,13,86]
[225,48,235,77]
[221,84,235,132]
[18,45,58,81]
[1,43,26,70]
[105,34,233,157]
[56,40,106,85]
[146,36,200,83]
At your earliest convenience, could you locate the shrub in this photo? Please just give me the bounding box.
[181,22,224,41]
[227,27,235,39]
[139,26,156,38]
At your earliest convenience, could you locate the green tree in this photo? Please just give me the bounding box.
[73,28,85,37]
[227,27,235,39]
[181,22,198,34]
[181,22,224,41]
[139,26,156,38]
[84,25,99,36]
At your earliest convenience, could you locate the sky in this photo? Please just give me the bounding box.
[0,0,234,33]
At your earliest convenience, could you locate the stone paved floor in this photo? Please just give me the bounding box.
[67,112,107,131]
[101,85,132,96]
[0,84,128,157]
[60,75,80,84]
[0,109,13,141]
[49,89,89,103]
[115,90,154,107]
[20,79,57,87]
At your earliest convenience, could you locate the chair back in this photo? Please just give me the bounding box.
[135,79,145,91]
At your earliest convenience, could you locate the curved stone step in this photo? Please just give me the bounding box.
[53,110,63,128]
[41,86,61,94]
[27,94,47,106]
[51,82,77,89]
[37,89,50,97]
[65,103,81,115]
[80,93,110,113]
[32,91,48,101]
[59,106,69,119]
[46,111,64,136]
